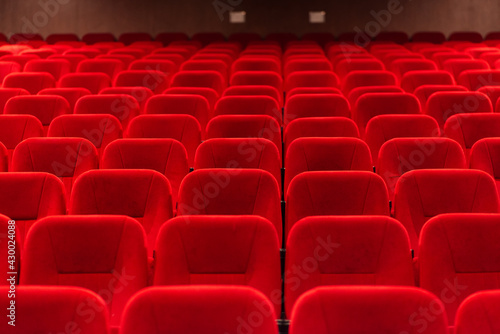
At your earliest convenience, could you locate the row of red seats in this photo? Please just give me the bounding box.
[5,30,500,45]
[3,212,500,332]
[4,284,497,334]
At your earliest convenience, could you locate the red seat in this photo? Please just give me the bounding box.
[145,94,211,136]
[12,138,98,203]
[443,59,490,79]
[215,95,281,124]
[353,93,421,136]
[449,31,484,42]
[125,114,201,166]
[0,61,21,84]
[470,138,500,197]
[38,87,91,111]
[0,55,40,70]
[335,58,385,79]
[121,286,278,334]
[206,115,282,155]
[378,138,466,200]
[413,84,468,110]
[285,137,372,194]
[412,31,447,44]
[0,115,43,166]
[284,94,350,126]
[284,117,359,153]
[400,70,455,92]
[390,59,437,79]
[178,169,282,242]
[289,286,447,334]
[99,86,154,112]
[287,87,341,101]
[70,170,173,257]
[4,95,70,134]
[457,69,500,90]
[81,33,116,44]
[155,32,189,45]
[426,91,492,131]
[0,87,29,113]
[230,71,283,93]
[74,94,140,129]
[24,59,71,81]
[114,70,170,94]
[432,52,473,69]
[347,85,404,106]
[420,213,500,326]
[3,72,55,94]
[285,71,339,92]
[77,59,124,79]
[153,216,281,316]
[194,138,281,186]
[231,57,281,75]
[0,172,66,243]
[223,85,282,105]
[118,32,152,45]
[21,215,148,329]
[46,33,79,43]
[59,73,111,94]
[164,87,219,110]
[48,114,122,157]
[365,115,440,166]
[286,171,389,238]
[284,59,333,78]
[48,54,87,72]
[129,59,178,74]
[342,70,397,94]
[455,290,500,334]
[101,138,189,207]
[394,170,499,256]
[171,70,225,95]
[285,216,414,317]
[0,286,109,334]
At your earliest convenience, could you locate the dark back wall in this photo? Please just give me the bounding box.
[0,0,498,39]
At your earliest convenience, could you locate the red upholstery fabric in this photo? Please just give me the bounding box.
[0,286,109,334]
[146,94,211,135]
[0,114,43,164]
[341,70,397,94]
[0,172,66,243]
[100,86,154,112]
[230,71,283,93]
[171,70,226,95]
[178,169,282,241]
[425,91,492,131]
[390,59,437,78]
[125,114,201,166]
[420,213,500,325]
[121,286,278,334]
[455,290,500,334]
[21,215,148,328]
[285,71,339,92]
[286,171,389,238]
[285,216,414,316]
[457,70,500,90]
[70,170,173,256]
[164,87,219,110]
[101,138,188,207]
[470,138,500,197]
[59,73,111,94]
[48,114,122,157]
[0,88,29,113]
[285,137,372,194]
[284,94,350,126]
[414,84,468,110]
[38,87,92,111]
[11,138,98,203]
[443,59,490,79]
[77,59,124,79]
[4,95,70,134]
[353,92,421,136]
[206,115,282,155]
[284,117,359,153]
[195,138,281,186]
[3,72,55,94]
[284,59,333,78]
[394,169,499,255]
[154,216,281,315]
[215,95,281,124]
[24,59,71,81]
[401,70,455,93]
[223,85,282,105]
[0,61,21,85]
[114,70,170,94]
[289,286,447,334]
[378,138,466,200]
[445,113,500,160]
[75,94,140,129]
[347,85,403,107]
